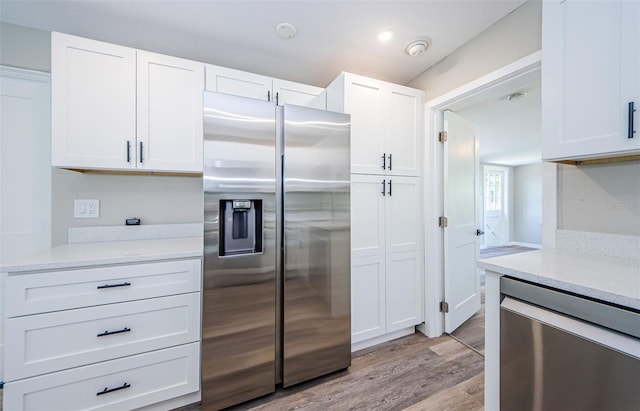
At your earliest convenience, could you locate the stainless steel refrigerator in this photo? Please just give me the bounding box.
[202,92,351,410]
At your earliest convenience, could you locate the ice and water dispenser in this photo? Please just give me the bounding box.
[219,200,263,256]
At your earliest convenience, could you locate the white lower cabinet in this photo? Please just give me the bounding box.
[3,343,200,411]
[351,174,422,347]
[2,258,202,410]
[351,255,385,343]
[351,250,422,345]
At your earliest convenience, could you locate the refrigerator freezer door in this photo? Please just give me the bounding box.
[202,92,277,410]
[282,104,351,387]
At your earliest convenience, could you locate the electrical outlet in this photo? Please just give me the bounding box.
[74,199,100,218]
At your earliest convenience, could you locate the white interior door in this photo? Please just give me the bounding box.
[0,67,51,262]
[483,166,508,247]
[443,110,481,334]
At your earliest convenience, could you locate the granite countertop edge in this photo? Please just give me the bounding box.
[1,237,204,273]
[478,249,640,310]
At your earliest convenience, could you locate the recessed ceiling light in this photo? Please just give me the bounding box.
[404,39,430,57]
[378,29,393,42]
[276,23,297,39]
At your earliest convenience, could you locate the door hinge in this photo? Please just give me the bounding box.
[439,131,448,142]
[439,301,449,313]
[438,216,448,228]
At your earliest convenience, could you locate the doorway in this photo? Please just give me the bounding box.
[422,51,551,338]
[482,165,509,248]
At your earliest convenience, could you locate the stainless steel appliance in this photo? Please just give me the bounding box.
[500,277,640,411]
[202,92,351,410]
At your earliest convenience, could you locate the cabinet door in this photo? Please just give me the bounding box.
[542,0,640,160]
[205,64,272,101]
[51,32,136,170]
[344,74,387,174]
[386,176,421,254]
[273,78,326,109]
[351,255,386,343]
[351,174,386,259]
[386,250,422,332]
[137,51,204,172]
[388,86,423,176]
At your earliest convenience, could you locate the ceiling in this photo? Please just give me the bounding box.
[0,0,525,87]
[457,79,541,167]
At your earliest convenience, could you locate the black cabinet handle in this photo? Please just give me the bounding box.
[267,90,271,102]
[388,153,392,171]
[381,153,386,170]
[139,141,144,163]
[276,92,279,106]
[476,229,485,236]
[97,327,131,337]
[97,282,131,289]
[388,180,392,196]
[629,101,636,138]
[126,141,131,163]
[381,179,386,196]
[97,382,131,396]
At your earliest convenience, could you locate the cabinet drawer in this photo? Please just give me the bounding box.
[5,259,201,317]
[5,293,200,381]
[3,342,200,411]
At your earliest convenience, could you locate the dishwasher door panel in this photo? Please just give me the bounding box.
[500,301,640,411]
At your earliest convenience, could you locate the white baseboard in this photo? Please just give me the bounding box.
[508,241,541,249]
[351,327,416,352]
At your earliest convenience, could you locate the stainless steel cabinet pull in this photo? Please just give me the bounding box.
[388,180,392,196]
[126,141,131,163]
[139,141,144,163]
[97,327,131,337]
[388,153,392,170]
[381,179,386,196]
[382,153,386,169]
[97,382,131,396]
[97,282,131,289]
[629,101,636,138]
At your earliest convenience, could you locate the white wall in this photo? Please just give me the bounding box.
[0,22,51,72]
[2,22,204,246]
[407,0,541,99]
[513,163,542,245]
[558,162,640,236]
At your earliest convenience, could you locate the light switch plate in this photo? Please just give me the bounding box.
[74,199,100,218]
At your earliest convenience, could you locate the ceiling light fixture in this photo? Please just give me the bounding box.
[404,39,430,57]
[275,23,297,39]
[378,29,393,42]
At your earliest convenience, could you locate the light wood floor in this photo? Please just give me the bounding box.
[184,333,484,411]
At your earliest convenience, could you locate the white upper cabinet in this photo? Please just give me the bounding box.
[52,32,136,170]
[205,65,326,109]
[272,78,326,109]
[326,72,423,176]
[137,51,203,172]
[542,0,640,160]
[52,32,204,173]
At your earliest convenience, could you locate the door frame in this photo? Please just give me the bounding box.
[419,51,555,337]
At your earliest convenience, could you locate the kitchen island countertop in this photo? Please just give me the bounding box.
[1,237,203,273]
[478,248,640,309]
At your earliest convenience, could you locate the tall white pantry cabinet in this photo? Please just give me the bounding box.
[327,73,424,347]
[51,32,204,173]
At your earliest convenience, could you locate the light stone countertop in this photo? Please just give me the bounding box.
[477,249,640,310]
[1,237,203,273]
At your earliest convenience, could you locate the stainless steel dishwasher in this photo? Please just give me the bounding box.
[500,277,640,411]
